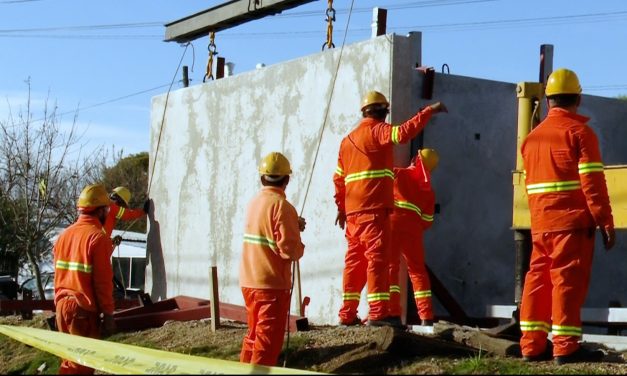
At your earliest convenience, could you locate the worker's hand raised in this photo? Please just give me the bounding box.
[335,211,346,230]
[429,102,448,114]
[601,225,616,251]
[298,216,307,232]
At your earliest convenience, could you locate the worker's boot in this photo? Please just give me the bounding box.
[554,346,604,365]
[367,316,406,329]
[420,319,434,327]
[522,340,553,362]
[339,316,363,327]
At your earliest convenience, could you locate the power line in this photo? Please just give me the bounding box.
[0,0,42,3]
[273,0,499,18]
[2,9,626,40]
[0,22,162,33]
[3,83,173,129]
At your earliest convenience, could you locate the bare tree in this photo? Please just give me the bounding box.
[0,79,106,299]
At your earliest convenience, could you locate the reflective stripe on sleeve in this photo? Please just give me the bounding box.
[345,169,394,184]
[243,234,277,251]
[578,162,604,174]
[526,180,581,195]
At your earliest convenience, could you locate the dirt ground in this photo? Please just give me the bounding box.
[3,314,627,374]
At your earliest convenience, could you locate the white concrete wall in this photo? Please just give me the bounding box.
[146,34,422,324]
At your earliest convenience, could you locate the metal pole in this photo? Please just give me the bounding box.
[182,66,189,87]
[216,57,225,79]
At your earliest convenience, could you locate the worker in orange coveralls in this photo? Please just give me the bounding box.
[333,90,447,327]
[519,68,615,365]
[239,152,306,366]
[54,183,116,374]
[105,186,149,247]
[388,148,439,327]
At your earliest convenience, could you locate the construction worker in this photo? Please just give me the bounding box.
[239,152,306,366]
[333,90,448,327]
[105,186,149,244]
[53,183,116,374]
[388,148,438,326]
[519,68,615,365]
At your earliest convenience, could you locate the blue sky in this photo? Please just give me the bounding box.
[1,0,626,158]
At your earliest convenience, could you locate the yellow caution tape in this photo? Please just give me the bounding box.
[0,325,325,375]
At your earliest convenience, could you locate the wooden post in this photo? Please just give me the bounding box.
[21,289,33,320]
[209,266,220,331]
[371,7,387,38]
[216,57,225,79]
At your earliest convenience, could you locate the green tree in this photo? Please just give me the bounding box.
[0,80,105,298]
[101,151,149,233]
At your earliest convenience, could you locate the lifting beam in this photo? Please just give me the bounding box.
[164,0,317,43]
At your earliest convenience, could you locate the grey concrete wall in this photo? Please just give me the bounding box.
[422,75,627,317]
[147,31,627,324]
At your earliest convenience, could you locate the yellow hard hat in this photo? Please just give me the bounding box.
[545,68,582,96]
[112,186,131,206]
[361,91,389,111]
[259,152,292,176]
[419,148,439,172]
[77,183,111,209]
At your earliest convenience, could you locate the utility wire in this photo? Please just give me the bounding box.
[274,0,499,18]
[147,43,191,195]
[3,10,627,39]
[4,83,172,129]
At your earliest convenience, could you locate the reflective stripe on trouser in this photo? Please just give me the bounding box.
[339,209,391,322]
[388,222,433,320]
[240,288,290,366]
[56,296,100,375]
[520,229,594,357]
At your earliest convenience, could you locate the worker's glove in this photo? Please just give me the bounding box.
[101,314,117,337]
[143,199,150,214]
[112,235,123,247]
[601,225,616,251]
[335,211,346,230]
[429,102,448,114]
[298,216,307,232]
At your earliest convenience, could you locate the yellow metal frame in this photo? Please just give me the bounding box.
[512,82,627,229]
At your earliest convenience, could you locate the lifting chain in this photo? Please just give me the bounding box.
[322,0,335,50]
[204,31,218,82]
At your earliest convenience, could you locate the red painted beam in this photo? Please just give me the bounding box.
[0,299,140,313]
[112,295,308,332]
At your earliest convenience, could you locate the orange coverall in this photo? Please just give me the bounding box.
[239,186,304,366]
[54,214,115,375]
[333,106,434,323]
[388,160,435,320]
[103,202,145,237]
[520,107,614,357]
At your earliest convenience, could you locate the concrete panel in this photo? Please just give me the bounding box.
[147,34,415,325]
[423,73,627,317]
[419,74,519,317]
